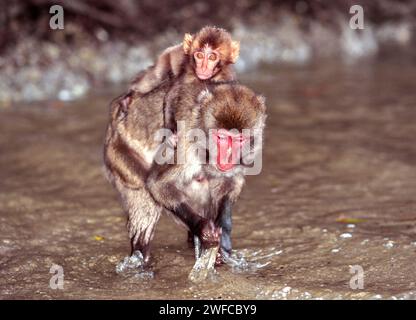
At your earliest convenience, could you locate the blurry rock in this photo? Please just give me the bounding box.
[376,22,412,46]
[341,23,378,59]
[0,1,415,104]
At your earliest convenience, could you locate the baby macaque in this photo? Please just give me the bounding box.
[127,26,240,146]
[130,26,239,94]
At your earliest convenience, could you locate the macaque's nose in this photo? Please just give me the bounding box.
[201,57,209,72]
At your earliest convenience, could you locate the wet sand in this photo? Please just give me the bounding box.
[1,56,416,299]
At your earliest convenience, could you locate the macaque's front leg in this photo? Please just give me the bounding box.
[215,197,233,265]
[174,203,220,249]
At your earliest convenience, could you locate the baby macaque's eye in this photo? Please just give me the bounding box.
[195,52,204,59]
[208,53,217,61]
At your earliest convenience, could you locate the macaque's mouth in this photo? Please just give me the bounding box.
[196,72,213,80]
[216,162,235,172]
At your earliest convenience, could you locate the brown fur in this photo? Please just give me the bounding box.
[130,44,184,94]
[130,26,239,97]
[103,81,266,264]
[199,84,266,131]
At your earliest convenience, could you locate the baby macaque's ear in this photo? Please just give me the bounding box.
[230,40,240,64]
[183,33,194,54]
[197,89,213,104]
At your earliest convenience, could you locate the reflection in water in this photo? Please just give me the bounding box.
[0,55,416,299]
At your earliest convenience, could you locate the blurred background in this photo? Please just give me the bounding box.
[0,0,415,103]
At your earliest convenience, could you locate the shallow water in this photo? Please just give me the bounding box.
[1,55,416,299]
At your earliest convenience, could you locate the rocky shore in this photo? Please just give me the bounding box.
[1,1,414,105]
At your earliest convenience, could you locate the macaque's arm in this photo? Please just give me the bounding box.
[130,44,185,94]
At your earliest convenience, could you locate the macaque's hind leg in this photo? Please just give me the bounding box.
[122,187,162,266]
[216,199,255,270]
[173,203,221,249]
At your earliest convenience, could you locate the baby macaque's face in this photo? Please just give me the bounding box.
[183,27,240,80]
[193,44,220,80]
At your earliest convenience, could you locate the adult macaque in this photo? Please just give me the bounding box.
[104,82,266,266]
[147,84,266,264]
[130,26,240,94]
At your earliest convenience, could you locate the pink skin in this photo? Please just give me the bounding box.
[213,129,247,172]
[193,45,220,80]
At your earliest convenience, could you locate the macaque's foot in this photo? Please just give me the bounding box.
[198,220,221,249]
[115,250,154,279]
[222,251,251,271]
[188,244,219,283]
[215,248,232,266]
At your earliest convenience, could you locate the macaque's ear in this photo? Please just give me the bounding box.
[183,33,194,54]
[229,40,240,64]
[197,89,213,104]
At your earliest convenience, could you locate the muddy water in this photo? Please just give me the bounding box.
[1,55,416,299]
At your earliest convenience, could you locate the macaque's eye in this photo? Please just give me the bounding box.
[208,53,217,61]
[217,134,228,142]
[195,52,204,60]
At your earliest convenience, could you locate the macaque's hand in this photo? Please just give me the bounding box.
[198,219,221,249]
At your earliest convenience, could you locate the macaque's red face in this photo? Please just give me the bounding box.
[213,129,248,172]
[193,44,220,80]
